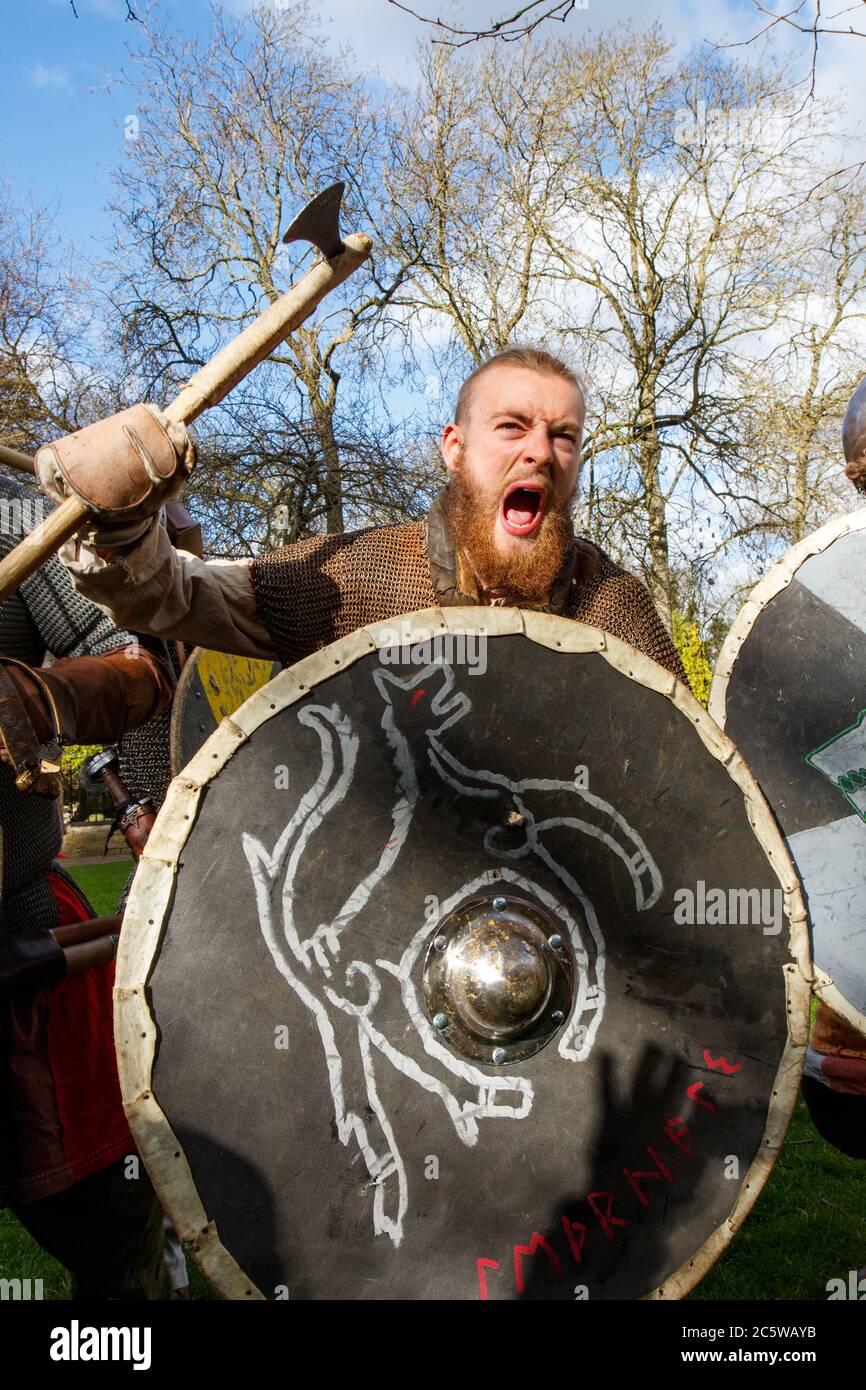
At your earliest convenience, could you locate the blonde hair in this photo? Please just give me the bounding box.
[455,347,585,427]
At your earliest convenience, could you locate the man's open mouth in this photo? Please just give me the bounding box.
[500,483,546,537]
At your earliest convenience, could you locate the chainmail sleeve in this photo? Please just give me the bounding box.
[3,476,138,658]
[570,552,689,688]
[1,474,177,931]
[251,521,434,666]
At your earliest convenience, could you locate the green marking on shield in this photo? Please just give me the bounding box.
[805,707,866,824]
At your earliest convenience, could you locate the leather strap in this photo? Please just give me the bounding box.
[0,660,58,795]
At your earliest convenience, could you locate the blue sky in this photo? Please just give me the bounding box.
[5,0,862,267]
[3,0,147,255]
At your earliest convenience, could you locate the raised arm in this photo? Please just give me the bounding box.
[63,518,277,660]
[34,403,277,660]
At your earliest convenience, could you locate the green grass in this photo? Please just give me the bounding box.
[0,1207,71,1300]
[688,1095,865,1300]
[3,862,863,1301]
[63,859,133,915]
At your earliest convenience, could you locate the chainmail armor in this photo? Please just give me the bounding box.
[116,644,181,811]
[251,495,687,686]
[253,519,435,666]
[0,474,173,934]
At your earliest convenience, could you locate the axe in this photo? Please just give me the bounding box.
[0,183,370,603]
[0,443,36,476]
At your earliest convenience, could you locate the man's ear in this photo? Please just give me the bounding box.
[440,422,463,475]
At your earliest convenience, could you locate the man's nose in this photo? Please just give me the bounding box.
[520,424,555,467]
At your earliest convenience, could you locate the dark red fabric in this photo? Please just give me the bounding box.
[44,871,133,1181]
[2,871,132,1206]
[817,1054,866,1097]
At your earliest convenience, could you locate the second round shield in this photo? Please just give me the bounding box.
[170,646,281,774]
[710,508,866,1033]
[118,609,808,1300]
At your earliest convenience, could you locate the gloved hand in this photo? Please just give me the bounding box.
[35,403,196,549]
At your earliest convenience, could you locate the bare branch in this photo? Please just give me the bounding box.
[718,1,866,101]
[386,0,577,47]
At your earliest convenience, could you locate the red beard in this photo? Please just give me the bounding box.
[445,467,574,603]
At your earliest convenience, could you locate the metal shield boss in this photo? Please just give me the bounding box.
[711,508,866,1035]
[118,610,809,1301]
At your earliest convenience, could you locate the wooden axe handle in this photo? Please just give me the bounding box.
[0,442,36,475]
[51,913,123,948]
[0,233,372,604]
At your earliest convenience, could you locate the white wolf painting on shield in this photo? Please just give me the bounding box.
[242,657,662,1247]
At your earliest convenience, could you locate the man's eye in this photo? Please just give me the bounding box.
[498,422,521,430]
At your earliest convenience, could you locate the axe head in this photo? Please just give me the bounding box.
[282,181,346,260]
[842,377,866,495]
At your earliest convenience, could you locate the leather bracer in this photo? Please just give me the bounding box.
[0,646,174,795]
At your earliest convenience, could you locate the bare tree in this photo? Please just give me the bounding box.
[711,176,866,579]
[0,191,105,457]
[109,2,410,538]
[383,36,576,419]
[543,27,837,629]
[724,1,866,97]
[185,380,442,556]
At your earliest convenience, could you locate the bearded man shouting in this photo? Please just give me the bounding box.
[35,347,687,684]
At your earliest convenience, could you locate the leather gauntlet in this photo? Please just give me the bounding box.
[811,1002,866,1061]
[0,646,174,796]
[35,403,196,544]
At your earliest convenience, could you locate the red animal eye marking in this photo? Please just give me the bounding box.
[411,688,427,707]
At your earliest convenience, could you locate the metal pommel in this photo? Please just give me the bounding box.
[84,747,119,778]
[423,894,573,1065]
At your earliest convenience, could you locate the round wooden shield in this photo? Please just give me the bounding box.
[710,508,866,1036]
[170,647,281,775]
[117,609,809,1301]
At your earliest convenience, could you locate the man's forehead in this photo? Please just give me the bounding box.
[468,364,584,423]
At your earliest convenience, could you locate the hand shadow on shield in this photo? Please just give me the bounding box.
[516,1044,758,1301]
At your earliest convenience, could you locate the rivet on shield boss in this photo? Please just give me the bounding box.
[117,605,810,1301]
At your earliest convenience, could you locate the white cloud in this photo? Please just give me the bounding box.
[26,61,74,92]
[227,0,866,141]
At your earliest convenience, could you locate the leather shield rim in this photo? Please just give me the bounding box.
[115,607,811,1302]
[167,643,204,779]
[708,506,866,1037]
